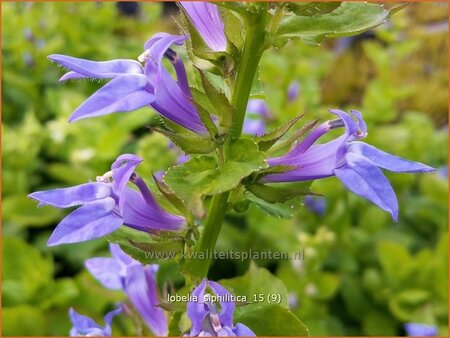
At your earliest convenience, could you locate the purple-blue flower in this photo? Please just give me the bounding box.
[263,109,434,221]
[69,306,122,336]
[404,323,438,336]
[180,2,227,52]
[28,154,185,246]
[287,80,300,102]
[243,99,272,136]
[304,195,326,216]
[186,279,256,336]
[85,244,167,336]
[48,33,205,133]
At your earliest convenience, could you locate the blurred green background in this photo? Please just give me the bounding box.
[1,2,448,336]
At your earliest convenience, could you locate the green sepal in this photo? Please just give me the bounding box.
[244,192,298,219]
[254,113,305,151]
[272,2,392,47]
[198,69,234,130]
[150,126,217,154]
[153,175,193,223]
[268,119,319,155]
[246,181,313,204]
[106,227,185,265]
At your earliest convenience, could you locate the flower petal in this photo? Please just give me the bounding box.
[187,280,208,336]
[59,71,88,82]
[111,154,143,210]
[150,67,205,133]
[47,198,123,246]
[125,265,168,336]
[233,323,256,336]
[48,54,143,79]
[335,153,399,221]
[69,308,103,336]
[348,142,435,173]
[208,281,235,328]
[103,306,123,335]
[180,2,227,52]
[28,182,111,208]
[69,74,155,122]
[110,243,138,267]
[84,257,123,290]
[143,33,187,67]
[122,187,185,231]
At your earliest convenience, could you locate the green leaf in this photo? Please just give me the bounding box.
[286,2,341,16]
[377,241,412,284]
[234,304,309,336]
[2,305,47,336]
[106,227,184,265]
[220,263,289,307]
[3,237,54,306]
[164,139,267,216]
[273,2,391,47]
[389,289,431,321]
[254,113,305,151]
[39,278,79,309]
[3,194,62,227]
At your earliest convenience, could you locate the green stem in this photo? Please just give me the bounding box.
[230,7,268,141]
[186,4,269,280]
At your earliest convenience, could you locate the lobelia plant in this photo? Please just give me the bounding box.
[29,2,436,336]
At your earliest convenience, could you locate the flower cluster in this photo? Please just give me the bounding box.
[28,1,437,336]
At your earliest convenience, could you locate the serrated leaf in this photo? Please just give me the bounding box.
[234,304,309,336]
[273,2,391,47]
[164,139,267,216]
[254,113,305,151]
[106,227,184,265]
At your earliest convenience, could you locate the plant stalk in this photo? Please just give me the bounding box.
[186,4,269,280]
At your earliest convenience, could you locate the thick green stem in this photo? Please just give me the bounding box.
[230,8,268,141]
[186,4,268,280]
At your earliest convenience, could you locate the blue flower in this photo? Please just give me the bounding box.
[48,33,205,133]
[29,154,185,246]
[243,99,272,136]
[180,2,227,52]
[404,323,438,336]
[264,109,435,220]
[69,306,122,336]
[85,244,168,336]
[186,279,256,336]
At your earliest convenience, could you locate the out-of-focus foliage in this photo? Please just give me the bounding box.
[2,2,448,336]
